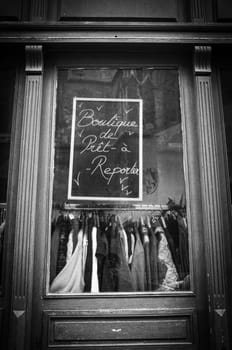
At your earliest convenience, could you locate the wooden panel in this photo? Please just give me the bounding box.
[0,0,21,20]
[45,312,195,347]
[9,45,43,350]
[0,53,25,349]
[53,318,189,341]
[59,0,178,21]
[194,45,230,350]
[216,0,232,21]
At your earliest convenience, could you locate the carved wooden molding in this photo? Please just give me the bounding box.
[194,46,212,74]
[2,24,232,44]
[191,0,206,22]
[25,45,43,74]
[194,45,229,349]
[10,45,43,350]
[30,0,47,21]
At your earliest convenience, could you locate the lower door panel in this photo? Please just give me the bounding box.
[43,309,197,349]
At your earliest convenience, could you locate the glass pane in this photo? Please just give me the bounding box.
[0,68,15,292]
[220,69,232,202]
[0,69,14,203]
[49,68,190,294]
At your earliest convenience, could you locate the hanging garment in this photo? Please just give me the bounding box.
[50,215,71,283]
[72,216,79,253]
[66,230,73,264]
[165,212,181,272]
[50,225,61,283]
[141,223,152,291]
[165,213,179,249]
[129,231,135,265]
[101,223,118,292]
[120,227,129,262]
[118,228,134,291]
[96,226,109,291]
[149,226,159,291]
[82,222,88,274]
[56,216,72,275]
[124,222,135,266]
[91,226,99,293]
[159,216,180,276]
[156,226,179,291]
[101,222,134,292]
[84,216,93,292]
[177,215,189,279]
[50,229,85,293]
[131,225,146,291]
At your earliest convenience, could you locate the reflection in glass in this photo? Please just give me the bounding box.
[49,68,190,293]
[0,69,14,203]
[0,68,15,291]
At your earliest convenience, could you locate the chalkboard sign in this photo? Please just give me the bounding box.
[68,97,143,201]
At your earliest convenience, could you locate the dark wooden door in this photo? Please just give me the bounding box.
[31,46,209,350]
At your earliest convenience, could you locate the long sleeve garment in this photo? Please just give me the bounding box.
[50,215,71,283]
[50,229,85,293]
[84,217,93,292]
[101,223,134,292]
[165,214,181,273]
[177,215,189,279]
[120,228,129,262]
[118,228,134,291]
[96,226,109,291]
[91,226,99,292]
[56,216,72,275]
[72,217,79,253]
[66,230,73,264]
[149,227,159,290]
[50,225,60,283]
[124,224,135,266]
[156,226,179,291]
[101,223,119,292]
[141,225,152,291]
[131,226,146,291]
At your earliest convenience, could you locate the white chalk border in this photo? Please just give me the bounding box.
[67,97,143,201]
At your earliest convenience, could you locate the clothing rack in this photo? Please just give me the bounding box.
[52,203,186,229]
[50,202,189,293]
[63,203,169,211]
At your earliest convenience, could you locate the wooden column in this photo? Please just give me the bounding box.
[194,45,230,350]
[191,0,206,21]
[9,45,43,350]
[30,0,47,21]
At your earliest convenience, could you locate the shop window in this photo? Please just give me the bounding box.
[49,68,190,294]
[0,68,15,292]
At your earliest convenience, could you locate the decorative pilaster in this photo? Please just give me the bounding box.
[191,0,206,22]
[9,45,43,350]
[30,0,47,21]
[194,46,230,350]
